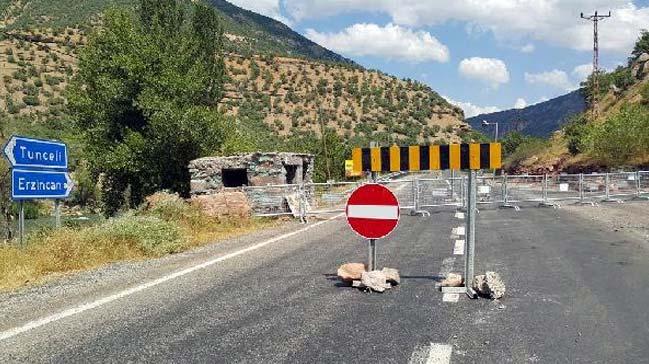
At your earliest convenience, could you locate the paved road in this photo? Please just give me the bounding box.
[1,203,649,363]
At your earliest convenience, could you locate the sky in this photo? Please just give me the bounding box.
[228,0,649,117]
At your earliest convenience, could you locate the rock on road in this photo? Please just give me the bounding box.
[1,203,649,363]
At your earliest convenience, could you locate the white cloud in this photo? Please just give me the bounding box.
[520,43,535,53]
[514,98,527,109]
[305,23,449,63]
[228,0,292,25]
[443,95,500,118]
[284,1,649,54]
[572,63,594,80]
[458,57,509,88]
[524,70,576,91]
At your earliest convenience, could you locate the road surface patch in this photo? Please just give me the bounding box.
[0,213,344,342]
[442,293,459,302]
[408,343,453,364]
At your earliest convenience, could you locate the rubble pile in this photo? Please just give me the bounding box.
[337,263,400,293]
[472,271,506,299]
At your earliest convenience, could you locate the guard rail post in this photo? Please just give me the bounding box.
[602,172,621,203]
[299,181,307,223]
[579,173,584,204]
[539,173,560,209]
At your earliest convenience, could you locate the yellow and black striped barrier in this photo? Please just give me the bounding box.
[352,143,501,173]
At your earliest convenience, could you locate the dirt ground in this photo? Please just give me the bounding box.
[564,200,649,243]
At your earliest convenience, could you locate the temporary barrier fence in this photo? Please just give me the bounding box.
[243,171,649,218]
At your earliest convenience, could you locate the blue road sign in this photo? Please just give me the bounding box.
[3,135,68,170]
[11,169,74,200]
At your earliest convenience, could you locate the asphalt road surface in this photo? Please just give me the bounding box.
[1,203,649,363]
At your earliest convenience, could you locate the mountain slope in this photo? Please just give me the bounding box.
[0,0,466,144]
[207,0,353,64]
[467,89,587,137]
[0,0,353,65]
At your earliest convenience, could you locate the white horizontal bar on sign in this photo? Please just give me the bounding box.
[347,205,399,220]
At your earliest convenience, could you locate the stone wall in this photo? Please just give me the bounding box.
[189,152,315,215]
[189,152,314,195]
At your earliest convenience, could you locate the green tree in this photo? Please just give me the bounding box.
[68,0,226,215]
[630,29,649,63]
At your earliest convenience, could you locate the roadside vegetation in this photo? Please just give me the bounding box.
[0,193,275,291]
[503,30,649,172]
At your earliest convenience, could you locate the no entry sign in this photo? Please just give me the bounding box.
[346,183,400,239]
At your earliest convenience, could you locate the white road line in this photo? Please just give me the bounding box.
[0,213,345,342]
[453,240,465,255]
[454,212,464,219]
[442,293,459,302]
[452,226,465,236]
[409,343,453,364]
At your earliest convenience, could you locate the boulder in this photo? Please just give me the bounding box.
[360,271,391,293]
[190,192,251,218]
[382,267,401,285]
[472,271,506,299]
[337,263,366,282]
[440,273,464,287]
[638,52,649,62]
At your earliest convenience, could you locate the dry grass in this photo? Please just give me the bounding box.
[0,196,278,291]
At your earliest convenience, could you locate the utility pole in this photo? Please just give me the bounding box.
[581,10,611,118]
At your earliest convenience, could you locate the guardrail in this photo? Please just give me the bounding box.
[242,171,649,218]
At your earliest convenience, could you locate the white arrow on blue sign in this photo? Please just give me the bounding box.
[3,135,68,170]
[11,169,74,200]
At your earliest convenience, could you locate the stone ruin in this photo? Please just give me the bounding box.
[189,152,315,216]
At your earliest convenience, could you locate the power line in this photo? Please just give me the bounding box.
[580,10,611,118]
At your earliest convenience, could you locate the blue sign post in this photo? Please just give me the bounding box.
[3,135,73,244]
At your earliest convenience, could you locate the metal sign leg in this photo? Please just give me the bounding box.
[464,171,477,298]
[19,200,24,247]
[368,239,376,271]
[55,200,62,228]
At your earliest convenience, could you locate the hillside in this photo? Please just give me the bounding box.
[467,89,587,138]
[504,46,649,174]
[0,0,354,64]
[0,0,466,145]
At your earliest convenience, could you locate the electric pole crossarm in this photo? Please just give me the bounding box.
[580,10,611,118]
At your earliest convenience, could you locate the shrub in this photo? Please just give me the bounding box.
[12,69,27,82]
[89,215,184,256]
[23,95,40,106]
[641,82,649,105]
[589,105,649,164]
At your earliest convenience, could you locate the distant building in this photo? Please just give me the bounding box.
[189,152,314,194]
[189,152,315,216]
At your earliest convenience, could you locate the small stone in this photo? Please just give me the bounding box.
[441,273,464,287]
[337,263,366,282]
[382,267,401,285]
[485,271,506,299]
[361,271,391,292]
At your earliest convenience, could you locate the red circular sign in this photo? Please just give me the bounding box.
[345,183,400,239]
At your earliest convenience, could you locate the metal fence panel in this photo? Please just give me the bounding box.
[380,179,416,210]
[417,177,462,207]
[306,182,359,215]
[244,170,649,217]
